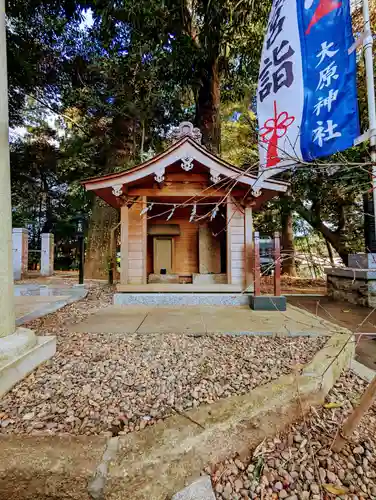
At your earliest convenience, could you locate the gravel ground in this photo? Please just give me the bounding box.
[209,371,376,500]
[0,283,327,436]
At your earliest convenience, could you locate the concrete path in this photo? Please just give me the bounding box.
[15,284,87,326]
[70,303,343,336]
[351,358,376,382]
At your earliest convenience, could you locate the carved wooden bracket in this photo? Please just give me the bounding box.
[210,169,221,184]
[181,156,194,171]
[111,184,123,197]
[154,168,165,183]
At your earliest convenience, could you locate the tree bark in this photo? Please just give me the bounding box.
[195,58,221,154]
[325,238,335,266]
[84,197,119,279]
[280,203,297,276]
[295,203,349,266]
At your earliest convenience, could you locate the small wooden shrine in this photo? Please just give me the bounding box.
[82,122,289,294]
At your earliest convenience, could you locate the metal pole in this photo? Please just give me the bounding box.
[273,231,281,297]
[363,0,376,250]
[253,231,261,296]
[78,235,84,285]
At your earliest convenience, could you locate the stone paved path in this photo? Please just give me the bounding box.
[70,303,342,336]
[14,284,87,325]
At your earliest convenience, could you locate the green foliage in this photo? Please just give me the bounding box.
[7,0,375,266]
[221,98,258,167]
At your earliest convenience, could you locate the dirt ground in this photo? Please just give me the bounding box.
[288,296,376,370]
[261,276,326,295]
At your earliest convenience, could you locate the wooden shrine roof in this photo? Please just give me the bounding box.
[82,135,289,209]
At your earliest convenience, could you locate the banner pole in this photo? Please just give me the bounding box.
[363,0,376,249]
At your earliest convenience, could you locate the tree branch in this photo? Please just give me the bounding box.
[24,92,92,139]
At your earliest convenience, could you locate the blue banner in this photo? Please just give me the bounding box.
[298,0,359,160]
[257,0,360,175]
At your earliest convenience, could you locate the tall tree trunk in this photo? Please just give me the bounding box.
[325,238,335,266]
[295,203,349,266]
[195,58,221,153]
[280,198,297,276]
[84,197,119,279]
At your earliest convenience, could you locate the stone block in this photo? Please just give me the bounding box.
[0,333,56,397]
[172,476,216,500]
[148,273,180,284]
[192,273,227,285]
[348,253,376,269]
[249,295,287,311]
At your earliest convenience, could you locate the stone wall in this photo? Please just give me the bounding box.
[326,273,376,308]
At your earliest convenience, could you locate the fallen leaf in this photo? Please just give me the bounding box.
[323,402,343,409]
[342,309,351,313]
[323,484,348,495]
[253,456,264,481]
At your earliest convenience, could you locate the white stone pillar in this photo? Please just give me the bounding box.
[41,233,54,276]
[12,228,28,280]
[0,0,56,397]
[0,1,15,337]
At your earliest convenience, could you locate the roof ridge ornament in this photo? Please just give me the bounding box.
[170,121,202,144]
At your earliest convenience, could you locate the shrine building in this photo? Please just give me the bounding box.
[82,122,289,305]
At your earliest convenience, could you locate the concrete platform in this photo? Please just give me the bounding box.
[0,335,56,397]
[70,304,343,336]
[172,476,215,500]
[15,284,88,325]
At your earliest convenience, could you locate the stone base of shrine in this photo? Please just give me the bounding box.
[325,253,376,308]
[114,292,251,306]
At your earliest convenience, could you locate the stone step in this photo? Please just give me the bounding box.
[114,292,251,306]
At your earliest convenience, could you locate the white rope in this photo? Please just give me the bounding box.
[210,205,219,221]
[189,203,197,223]
[140,202,154,216]
[166,204,177,221]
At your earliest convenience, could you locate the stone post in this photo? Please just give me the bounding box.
[0,1,55,397]
[12,228,28,281]
[41,233,54,276]
[0,3,15,337]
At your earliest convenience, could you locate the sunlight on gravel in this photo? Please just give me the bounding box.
[210,371,376,500]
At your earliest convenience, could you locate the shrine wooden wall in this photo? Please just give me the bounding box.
[122,199,147,284]
[226,199,246,287]
[147,209,199,275]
